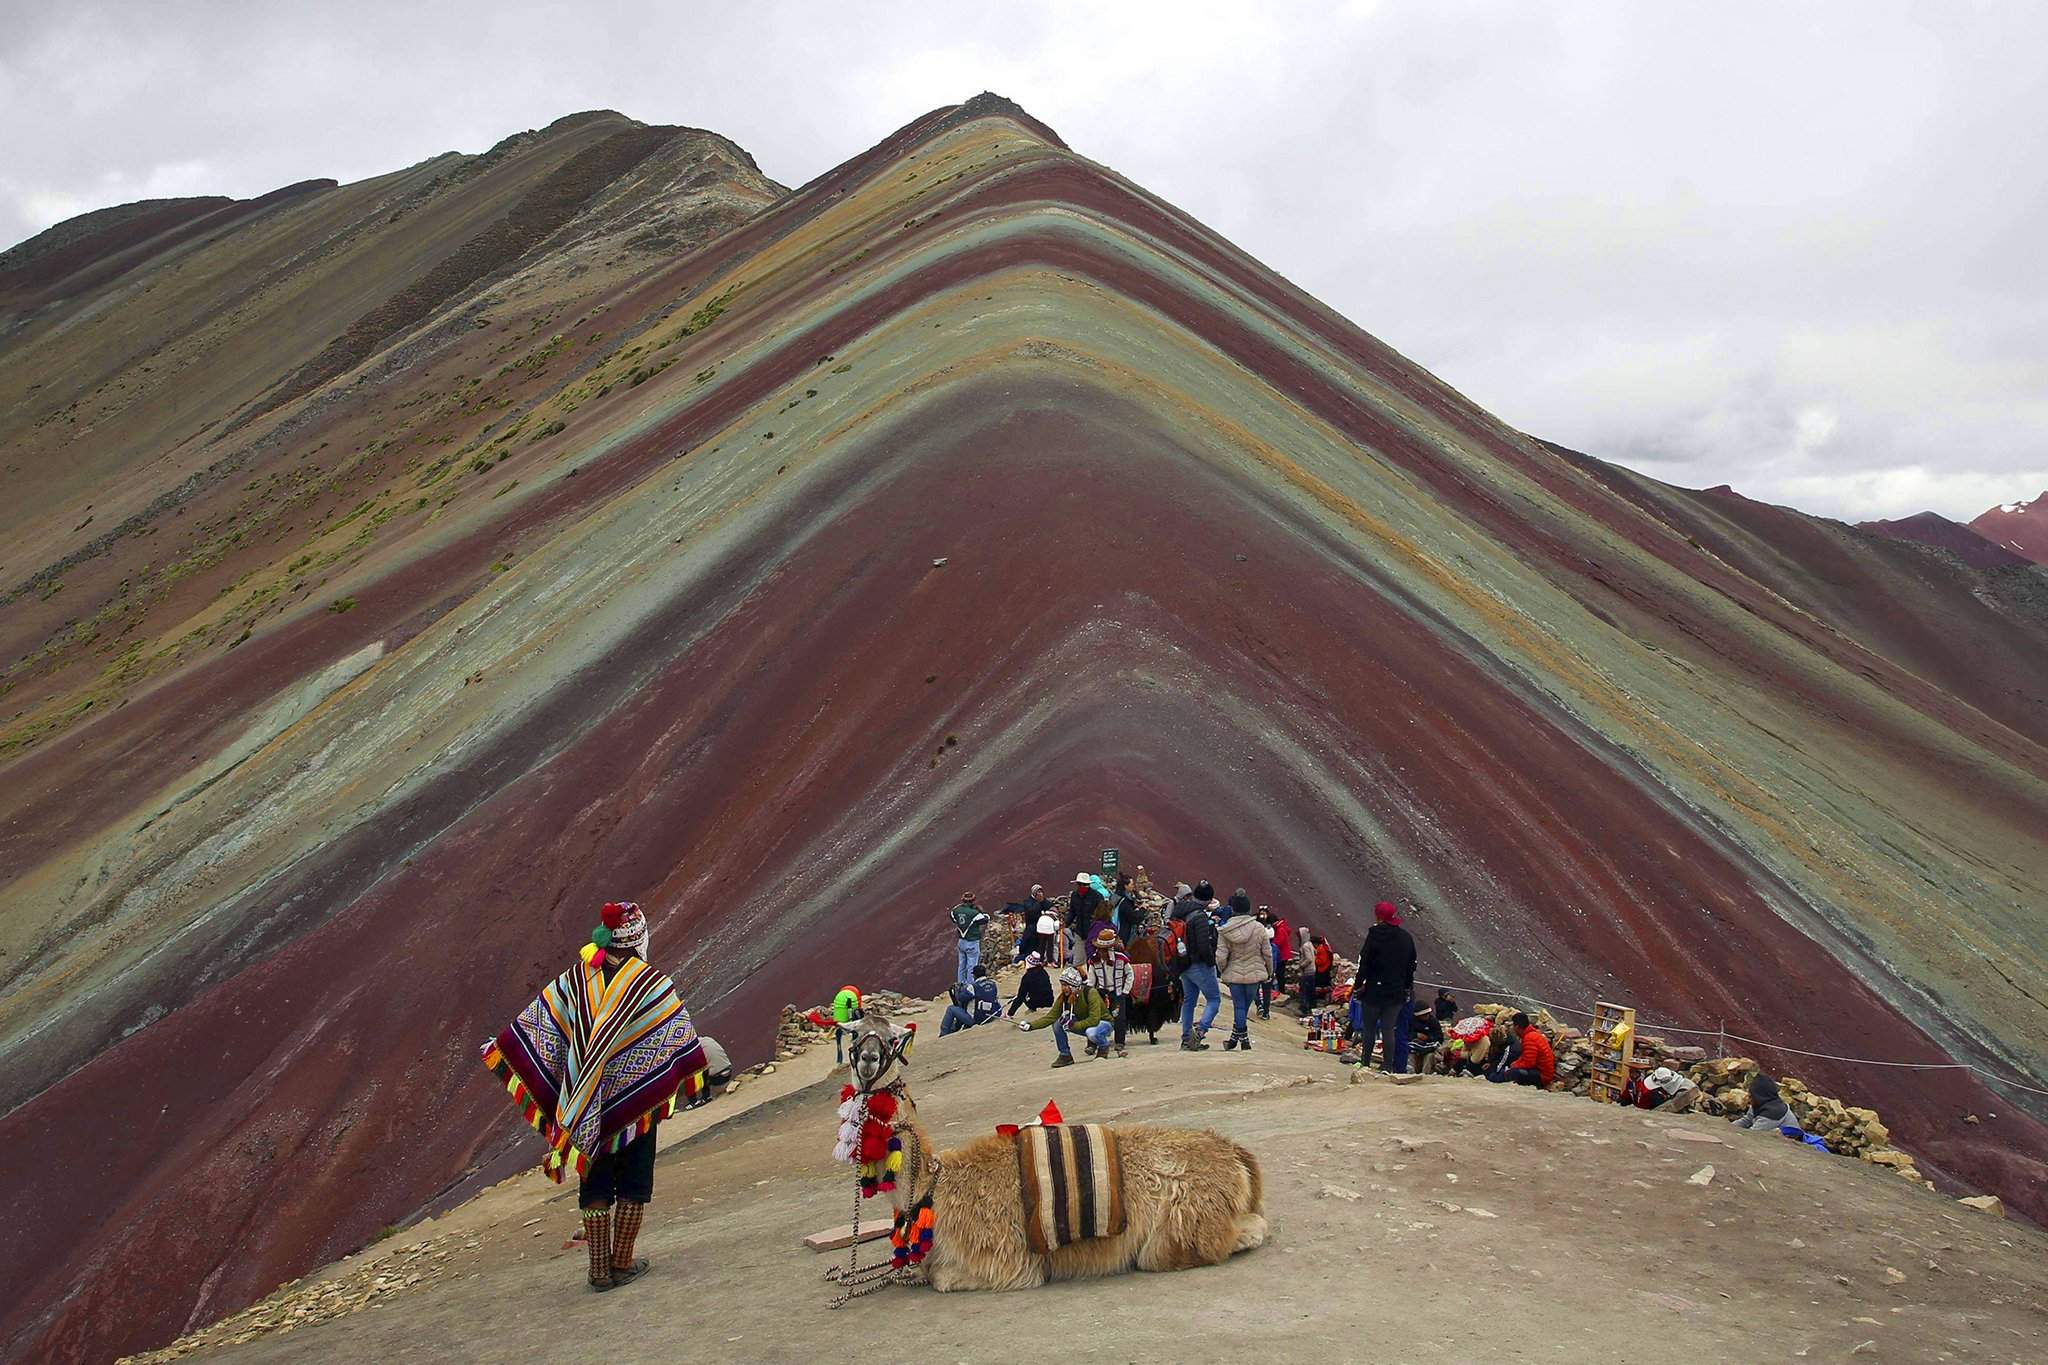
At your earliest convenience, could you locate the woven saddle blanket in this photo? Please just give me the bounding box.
[1017,1123,1127,1254]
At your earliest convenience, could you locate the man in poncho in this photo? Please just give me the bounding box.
[482,901,707,1292]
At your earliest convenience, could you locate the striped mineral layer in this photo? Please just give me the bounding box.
[1,95,2045,1362]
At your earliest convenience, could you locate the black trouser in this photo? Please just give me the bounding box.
[579,1128,657,1208]
[1358,996,1406,1073]
[1112,995,1128,1048]
[1296,971,1325,1015]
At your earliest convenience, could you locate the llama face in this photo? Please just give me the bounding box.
[848,1022,908,1093]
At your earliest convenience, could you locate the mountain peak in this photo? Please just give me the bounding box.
[1968,491,2048,565]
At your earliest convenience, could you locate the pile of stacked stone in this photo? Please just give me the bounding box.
[1682,1057,1930,1187]
[1432,1005,1930,1190]
[746,988,921,1090]
[979,910,1018,968]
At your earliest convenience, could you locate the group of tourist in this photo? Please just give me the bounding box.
[940,874,1432,1065]
[482,871,1823,1299]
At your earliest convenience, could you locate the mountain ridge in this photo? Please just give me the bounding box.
[1,95,2044,1363]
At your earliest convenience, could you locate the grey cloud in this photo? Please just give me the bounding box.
[2,0,2043,520]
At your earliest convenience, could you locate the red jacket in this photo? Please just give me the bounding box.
[1313,941,1333,974]
[1516,1026,1556,1087]
[1272,919,1293,958]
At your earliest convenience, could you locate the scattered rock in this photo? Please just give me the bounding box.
[1318,1183,1362,1201]
[1957,1194,2004,1217]
[1687,1165,1716,1187]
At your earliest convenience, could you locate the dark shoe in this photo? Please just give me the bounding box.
[1223,1035,1239,1051]
[1180,1037,1210,1052]
[1114,1047,1128,1058]
[1242,1037,1253,1051]
[610,1258,650,1286]
[1051,1055,1075,1069]
[1083,1042,1098,1057]
[589,1276,615,1292]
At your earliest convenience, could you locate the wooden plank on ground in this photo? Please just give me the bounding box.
[803,1223,891,1252]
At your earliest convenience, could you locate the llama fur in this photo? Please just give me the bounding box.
[892,1101,1267,1291]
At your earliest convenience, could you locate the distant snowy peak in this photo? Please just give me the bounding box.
[1968,490,2048,566]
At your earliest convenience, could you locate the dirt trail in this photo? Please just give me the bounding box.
[152,999,2044,1365]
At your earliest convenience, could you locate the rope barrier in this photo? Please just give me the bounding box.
[1407,977,2048,1098]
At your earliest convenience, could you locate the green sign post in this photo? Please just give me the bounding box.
[1099,848,1119,882]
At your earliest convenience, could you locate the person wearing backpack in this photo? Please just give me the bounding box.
[948,892,988,986]
[1176,901,1222,1050]
[1019,966,1112,1068]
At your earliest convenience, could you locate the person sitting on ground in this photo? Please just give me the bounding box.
[1734,1072,1802,1134]
[1007,952,1055,1017]
[940,982,978,1036]
[1433,989,1458,1024]
[1086,927,1135,1057]
[1487,1012,1555,1088]
[1641,1066,1702,1113]
[1442,1014,1494,1075]
[685,1036,735,1108]
[1408,996,1446,1072]
[969,963,1001,1024]
[1351,901,1419,1073]
[1019,966,1112,1068]
[1214,892,1272,1051]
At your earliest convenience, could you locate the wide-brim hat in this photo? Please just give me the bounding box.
[1648,1067,1679,1088]
[1074,873,1091,884]
[1092,928,1118,946]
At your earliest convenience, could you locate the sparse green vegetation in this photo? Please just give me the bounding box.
[329,597,356,614]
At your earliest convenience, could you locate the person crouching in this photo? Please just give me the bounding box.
[1018,966,1112,1068]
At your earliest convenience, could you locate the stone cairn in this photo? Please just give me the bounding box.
[1446,1002,1933,1189]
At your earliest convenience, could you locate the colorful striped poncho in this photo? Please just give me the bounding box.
[482,954,708,1182]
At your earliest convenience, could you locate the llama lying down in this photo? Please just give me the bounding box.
[833,1020,1267,1291]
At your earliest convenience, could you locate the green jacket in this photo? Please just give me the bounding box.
[1025,986,1109,1032]
[949,901,988,942]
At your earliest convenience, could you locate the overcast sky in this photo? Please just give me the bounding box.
[3,1,2043,521]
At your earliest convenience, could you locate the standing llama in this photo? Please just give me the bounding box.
[832,1020,1266,1292]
